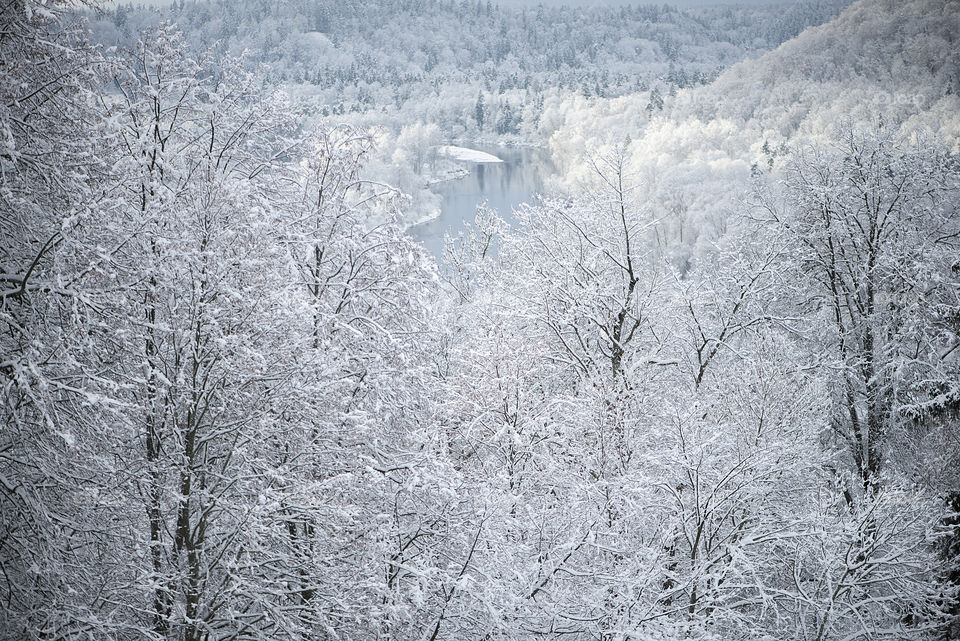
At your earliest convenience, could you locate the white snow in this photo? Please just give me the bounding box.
[408,208,443,227]
[437,145,503,163]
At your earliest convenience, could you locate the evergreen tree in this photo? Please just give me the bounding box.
[475,91,486,130]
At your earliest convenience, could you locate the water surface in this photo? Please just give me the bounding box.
[411,145,553,256]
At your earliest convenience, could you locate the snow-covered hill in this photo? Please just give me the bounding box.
[699,0,960,142]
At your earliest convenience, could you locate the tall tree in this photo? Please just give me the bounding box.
[104,27,306,639]
[0,3,126,638]
[764,123,960,494]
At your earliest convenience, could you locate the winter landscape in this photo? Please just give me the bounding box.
[2,0,960,639]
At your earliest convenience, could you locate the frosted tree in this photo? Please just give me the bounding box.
[764,123,960,494]
[100,26,320,639]
[395,121,441,174]
[756,123,960,639]
[0,3,129,638]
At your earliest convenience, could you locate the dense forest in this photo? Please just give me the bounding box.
[90,0,851,108]
[83,0,855,220]
[2,1,960,641]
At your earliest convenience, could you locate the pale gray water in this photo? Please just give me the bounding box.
[410,145,553,257]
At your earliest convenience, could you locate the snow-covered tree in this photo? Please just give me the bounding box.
[764,123,960,494]
[0,3,127,638]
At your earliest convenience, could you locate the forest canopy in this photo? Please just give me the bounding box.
[2,1,959,640]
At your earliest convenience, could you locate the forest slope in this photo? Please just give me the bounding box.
[545,0,960,269]
[699,0,960,141]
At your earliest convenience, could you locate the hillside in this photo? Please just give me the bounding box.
[700,0,960,142]
[543,0,960,279]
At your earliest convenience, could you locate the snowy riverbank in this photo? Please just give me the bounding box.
[436,145,504,164]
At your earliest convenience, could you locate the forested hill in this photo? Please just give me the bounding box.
[89,0,851,105]
[698,0,960,139]
[547,0,960,154]
[84,0,856,220]
[544,0,960,256]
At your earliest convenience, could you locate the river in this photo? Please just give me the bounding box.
[410,145,553,257]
